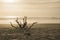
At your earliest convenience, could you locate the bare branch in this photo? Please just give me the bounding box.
[28,22,37,29]
[15,17,22,28]
[23,22,27,28]
[23,16,27,23]
[10,22,17,29]
[25,22,37,32]
[22,16,27,28]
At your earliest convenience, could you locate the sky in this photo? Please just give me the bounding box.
[0,0,60,24]
[0,0,60,17]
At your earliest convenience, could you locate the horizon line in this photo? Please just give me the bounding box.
[0,16,60,20]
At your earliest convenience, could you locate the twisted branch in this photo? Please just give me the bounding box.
[10,22,17,29]
[15,17,22,28]
[29,22,37,29]
[26,22,37,31]
[22,17,27,28]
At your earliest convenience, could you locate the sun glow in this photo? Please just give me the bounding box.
[2,0,17,3]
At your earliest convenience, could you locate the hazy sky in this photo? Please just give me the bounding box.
[0,0,60,17]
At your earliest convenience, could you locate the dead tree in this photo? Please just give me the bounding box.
[10,16,37,36]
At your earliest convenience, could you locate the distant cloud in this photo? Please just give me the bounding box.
[39,0,60,3]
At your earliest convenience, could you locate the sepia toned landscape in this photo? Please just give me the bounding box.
[0,0,60,40]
